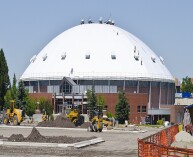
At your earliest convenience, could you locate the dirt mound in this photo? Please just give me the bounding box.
[37,115,76,128]
[79,122,91,128]
[8,134,25,142]
[8,127,96,143]
[37,113,90,128]
[25,127,46,142]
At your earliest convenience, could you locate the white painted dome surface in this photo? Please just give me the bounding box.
[21,23,174,81]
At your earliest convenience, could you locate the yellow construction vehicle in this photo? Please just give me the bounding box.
[103,116,113,127]
[67,106,84,126]
[42,113,47,121]
[3,100,23,125]
[88,106,103,132]
[41,109,48,121]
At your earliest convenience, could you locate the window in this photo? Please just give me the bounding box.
[60,80,72,93]
[142,106,147,113]
[30,81,38,86]
[137,106,140,113]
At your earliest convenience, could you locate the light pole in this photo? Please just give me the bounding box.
[35,101,41,114]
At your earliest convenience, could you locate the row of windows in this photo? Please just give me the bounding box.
[24,80,174,87]
[138,106,147,113]
[128,105,147,113]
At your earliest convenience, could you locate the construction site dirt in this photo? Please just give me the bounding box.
[37,113,90,128]
[8,127,96,143]
[0,125,162,157]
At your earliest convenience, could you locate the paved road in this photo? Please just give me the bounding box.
[0,125,162,157]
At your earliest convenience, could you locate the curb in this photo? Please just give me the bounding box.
[0,137,104,148]
[0,125,87,131]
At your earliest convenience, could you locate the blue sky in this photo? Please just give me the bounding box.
[0,0,193,81]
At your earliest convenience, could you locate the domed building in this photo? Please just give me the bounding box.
[21,21,176,124]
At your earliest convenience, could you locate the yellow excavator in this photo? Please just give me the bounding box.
[3,100,23,125]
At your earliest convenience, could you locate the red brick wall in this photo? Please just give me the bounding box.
[29,93,52,101]
[29,92,148,124]
[97,93,148,124]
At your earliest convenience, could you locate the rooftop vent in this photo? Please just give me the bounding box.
[134,46,139,61]
[30,55,36,63]
[88,18,93,24]
[99,17,103,24]
[80,19,84,24]
[111,52,116,59]
[134,46,136,53]
[159,56,164,64]
[61,52,66,60]
[85,53,90,59]
[151,56,156,63]
[134,52,139,61]
[42,54,47,61]
[106,19,112,25]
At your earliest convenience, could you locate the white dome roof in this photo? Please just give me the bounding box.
[21,23,174,82]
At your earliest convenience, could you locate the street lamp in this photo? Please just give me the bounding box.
[35,101,41,114]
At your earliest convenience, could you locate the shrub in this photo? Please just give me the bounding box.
[50,114,54,121]
[156,120,164,125]
[106,111,114,118]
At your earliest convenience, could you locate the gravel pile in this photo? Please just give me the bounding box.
[8,127,96,143]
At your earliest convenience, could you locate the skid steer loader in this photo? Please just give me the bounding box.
[88,105,103,132]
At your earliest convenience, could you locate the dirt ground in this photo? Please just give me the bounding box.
[0,146,130,157]
[37,113,90,128]
[8,127,96,143]
[0,125,162,157]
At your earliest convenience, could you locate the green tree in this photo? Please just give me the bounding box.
[0,49,10,110]
[39,97,53,116]
[97,95,105,109]
[86,87,97,119]
[11,73,17,100]
[4,88,12,109]
[181,76,193,93]
[16,80,27,109]
[4,74,18,109]
[115,91,129,124]
[25,97,36,117]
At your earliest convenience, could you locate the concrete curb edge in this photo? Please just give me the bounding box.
[0,137,105,148]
